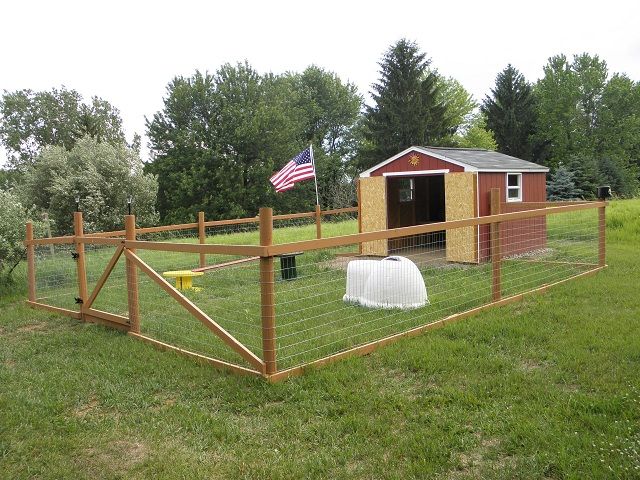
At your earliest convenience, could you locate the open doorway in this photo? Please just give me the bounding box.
[387,175,445,252]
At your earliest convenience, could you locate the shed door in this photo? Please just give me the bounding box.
[358,176,388,256]
[444,172,477,263]
[387,177,415,229]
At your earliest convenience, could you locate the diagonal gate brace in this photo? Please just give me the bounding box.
[123,248,265,373]
[84,244,125,310]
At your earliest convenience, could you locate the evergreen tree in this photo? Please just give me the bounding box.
[547,163,582,200]
[566,155,599,199]
[481,64,536,159]
[359,39,448,169]
[597,156,639,197]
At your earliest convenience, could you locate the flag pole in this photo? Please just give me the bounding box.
[310,143,320,207]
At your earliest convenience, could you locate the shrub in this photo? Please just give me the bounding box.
[21,136,159,235]
[0,190,40,280]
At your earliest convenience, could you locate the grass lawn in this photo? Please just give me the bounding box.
[1,200,639,478]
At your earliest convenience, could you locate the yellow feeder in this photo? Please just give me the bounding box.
[162,270,204,291]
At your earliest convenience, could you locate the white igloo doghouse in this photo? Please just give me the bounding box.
[343,256,428,309]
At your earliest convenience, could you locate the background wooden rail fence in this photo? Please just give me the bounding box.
[82,206,359,239]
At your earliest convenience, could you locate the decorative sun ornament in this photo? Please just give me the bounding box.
[408,154,421,167]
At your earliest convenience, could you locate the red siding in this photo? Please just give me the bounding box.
[371,151,464,176]
[478,172,547,261]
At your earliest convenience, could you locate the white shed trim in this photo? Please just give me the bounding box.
[359,146,474,177]
[382,169,449,177]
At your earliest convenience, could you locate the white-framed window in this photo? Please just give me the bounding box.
[399,178,414,202]
[506,173,522,202]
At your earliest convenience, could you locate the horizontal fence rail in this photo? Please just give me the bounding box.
[24,199,606,381]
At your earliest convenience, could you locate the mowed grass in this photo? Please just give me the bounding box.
[1,200,639,478]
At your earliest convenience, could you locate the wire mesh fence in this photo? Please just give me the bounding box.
[132,247,263,367]
[84,243,129,317]
[272,205,601,371]
[33,243,79,311]
[25,202,604,379]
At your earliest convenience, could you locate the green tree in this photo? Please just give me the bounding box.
[534,53,639,192]
[146,66,301,222]
[533,55,580,166]
[481,64,536,159]
[293,66,362,156]
[22,137,158,235]
[572,53,608,154]
[534,54,612,167]
[547,163,582,200]
[0,168,21,190]
[595,74,640,166]
[147,63,362,222]
[290,66,362,208]
[213,64,302,216]
[454,114,498,150]
[359,39,448,169]
[0,87,126,170]
[145,71,218,222]
[435,74,476,143]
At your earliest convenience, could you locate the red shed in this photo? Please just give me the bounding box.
[358,146,549,262]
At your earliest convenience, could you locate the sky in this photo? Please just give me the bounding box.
[1,0,640,166]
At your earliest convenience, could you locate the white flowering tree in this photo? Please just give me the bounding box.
[22,137,159,235]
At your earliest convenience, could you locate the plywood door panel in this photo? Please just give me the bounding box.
[359,176,388,256]
[445,173,477,263]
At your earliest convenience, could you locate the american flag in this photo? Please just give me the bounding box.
[270,147,316,192]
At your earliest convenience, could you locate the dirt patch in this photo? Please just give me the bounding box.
[377,367,429,400]
[79,440,149,477]
[16,322,49,333]
[321,249,453,272]
[118,441,147,465]
[150,393,178,411]
[262,399,286,409]
[518,359,548,373]
[503,248,554,261]
[558,382,580,393]
[444,436,517,479]
[74,397,100,418]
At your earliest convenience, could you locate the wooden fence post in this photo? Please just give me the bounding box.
[315,204,322,239]
[357,178,362,255]
[259,207,277,375]
[26,222,36,302]
[490,188,501,301]
[598,204,606,267]
[198,211,206,268]
[125,215,140,333]
[74,212,88,317]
